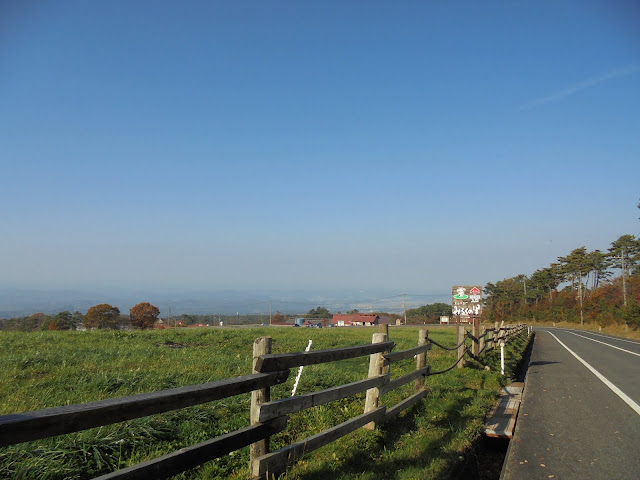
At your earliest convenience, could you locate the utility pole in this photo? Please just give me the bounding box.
[402,293,407,325]
[168,307,174,328]
[622,247,627,307]
[269,301,272,325]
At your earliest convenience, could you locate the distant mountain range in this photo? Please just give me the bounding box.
[0,287,450,318]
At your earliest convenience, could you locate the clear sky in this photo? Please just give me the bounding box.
[2,1,639,297]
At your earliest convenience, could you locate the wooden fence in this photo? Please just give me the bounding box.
[0,322,527,480]
[456,320,528,368]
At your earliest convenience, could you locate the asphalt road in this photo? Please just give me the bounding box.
[501,327,640,480]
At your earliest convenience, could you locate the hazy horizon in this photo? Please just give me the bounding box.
[0,286,451,318]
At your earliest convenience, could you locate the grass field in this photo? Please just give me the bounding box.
[0,326,529,480]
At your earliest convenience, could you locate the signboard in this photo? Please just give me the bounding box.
[452,285,482,319]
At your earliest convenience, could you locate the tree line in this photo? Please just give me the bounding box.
[1,301,459,331]
[483,233,640,327]
[0,302,160,331]
[405,303,452,323]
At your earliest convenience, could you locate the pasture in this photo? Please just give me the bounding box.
[0,326,528,479]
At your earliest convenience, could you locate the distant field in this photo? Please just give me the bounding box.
[0,326,528,480]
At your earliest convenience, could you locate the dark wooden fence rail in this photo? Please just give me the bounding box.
[0,372,289,448]
[0,323,528,480]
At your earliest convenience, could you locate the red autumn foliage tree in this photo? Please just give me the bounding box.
[271,311,288,324]
[130,302,160,330]
[85,304,120,329]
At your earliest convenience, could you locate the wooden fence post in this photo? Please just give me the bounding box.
[250,337,272,478]
[415,329,428,392]
[457,325,466,369]
[479,325,485,355]
[379,323,389,336]
[473,317,480,357]
[364,332,388,429]
[493,321,499,350]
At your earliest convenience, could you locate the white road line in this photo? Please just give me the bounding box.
[571,330,640,345]
[547,331,640,416]
[564,331,640,357]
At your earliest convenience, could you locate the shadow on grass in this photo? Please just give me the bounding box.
[286,336,533,480]
[295,392,483,480]
[473,335,532,384]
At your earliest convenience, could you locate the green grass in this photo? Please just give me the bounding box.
[0,326,529,480]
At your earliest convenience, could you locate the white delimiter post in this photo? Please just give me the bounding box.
[500,340,505,375]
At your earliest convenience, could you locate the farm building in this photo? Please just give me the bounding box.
[300,320,323,328]
[330,313,379,327]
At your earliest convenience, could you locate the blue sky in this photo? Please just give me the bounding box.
[1,1,639,298]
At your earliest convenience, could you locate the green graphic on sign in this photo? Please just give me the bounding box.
[453,287,468,299]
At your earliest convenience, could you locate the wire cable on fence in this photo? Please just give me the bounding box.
[428,347,467,375]
[429,337,467,351]
[465,346,487,362]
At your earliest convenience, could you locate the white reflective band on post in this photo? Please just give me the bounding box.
[291,340,313,396]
